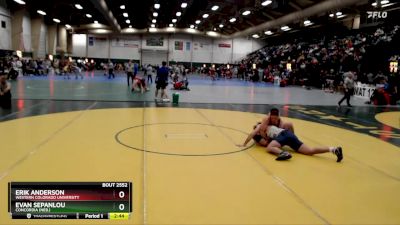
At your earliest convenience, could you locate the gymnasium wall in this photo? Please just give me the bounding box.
[87,35,108,59]
[72,34,86,57]
[21,13,31,52]
[0,4,11,50]
[72,33,264,64]
[31,18,48,58]
[37,22,47,58]
[0,3,49,57]
[191,36,212,63]
[110,35,141,59]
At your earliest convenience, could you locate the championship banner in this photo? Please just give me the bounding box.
[88,37,107,47]
[146,37,164,47]
[186,42,191,51]
[174,41,183,50]
[111,38,139,48]
[218,43,231,48]
[193,42,209,50]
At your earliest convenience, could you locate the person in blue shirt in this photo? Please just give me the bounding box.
[155,61,169,101]
[133,63,139,79]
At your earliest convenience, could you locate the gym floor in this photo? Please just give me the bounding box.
[1,71,400,225]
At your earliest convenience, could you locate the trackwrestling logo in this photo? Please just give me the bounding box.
[367,11,388,19]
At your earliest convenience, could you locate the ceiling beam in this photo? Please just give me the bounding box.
[262,12,275,20]
[289,2,303,11]
[229,0,362,38]
[88,0,121,32]
[269,10,284,17]
[245,20,255,27]
[229,25,240,32]
[297,0,315,5]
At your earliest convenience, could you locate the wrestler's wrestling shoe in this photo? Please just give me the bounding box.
[276,151,292,161]
[334,147,343,162]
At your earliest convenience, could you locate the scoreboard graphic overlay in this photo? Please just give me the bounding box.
[8,182,132,220]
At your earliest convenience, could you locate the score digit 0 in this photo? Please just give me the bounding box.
[119,191,125,198]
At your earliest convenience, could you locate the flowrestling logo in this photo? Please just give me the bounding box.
[367,11,388,19]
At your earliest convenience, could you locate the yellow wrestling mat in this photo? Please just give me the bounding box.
[1,108,400,225]
[376,111,400,129]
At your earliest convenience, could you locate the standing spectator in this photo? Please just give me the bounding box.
[133,63,139,79]
[71,62,83,79]
[101,62,107,76]
[108,60,114,79]
[233,66,238,78]
[338,71,355,107]
[126,60,134,86]
[155,61,169,101]
[53,59,60,75]
[216,66,222,79]
[146,64,153,84]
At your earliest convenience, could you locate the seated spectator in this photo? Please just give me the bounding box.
[366,73,375,84]
[173,73,190,91]
[0,73,11,109]
[7,58,19,80]
[225,68,233,79]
